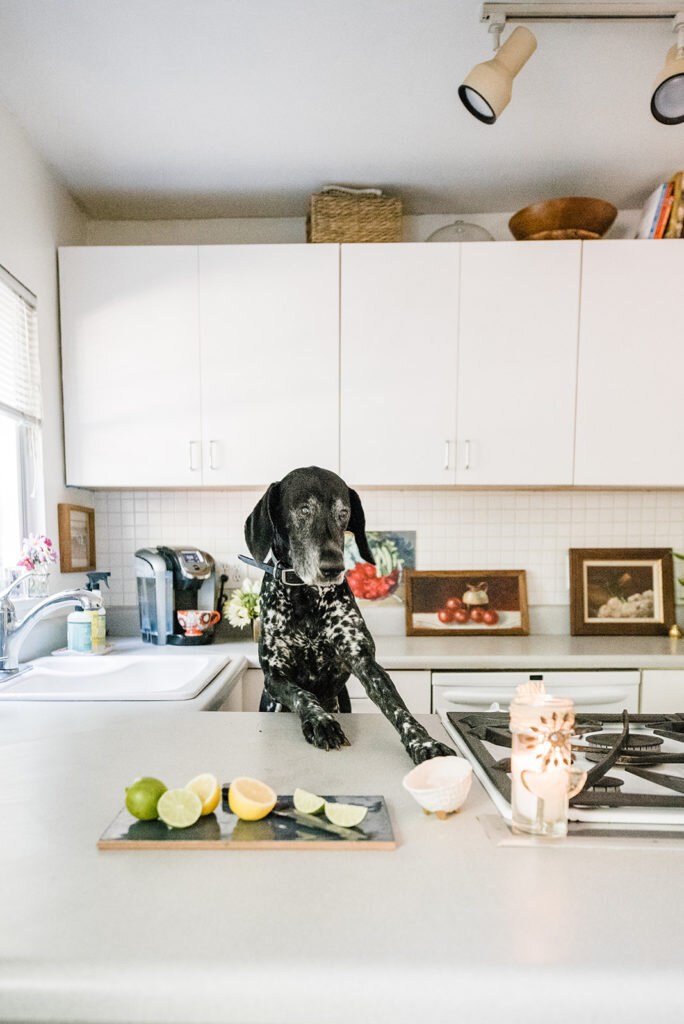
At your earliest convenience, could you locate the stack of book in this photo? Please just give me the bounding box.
[635,172,684,239]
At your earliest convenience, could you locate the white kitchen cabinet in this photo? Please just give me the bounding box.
[198,245,340,484]
[59,246,202,487]
[60,244,340,487]
[575,240,684,486]
[340,244,460,485]
[640,670,684,712]
[347,670,432,713]
[457,241,581,485]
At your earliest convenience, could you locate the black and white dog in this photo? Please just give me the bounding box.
[244,466,454,765]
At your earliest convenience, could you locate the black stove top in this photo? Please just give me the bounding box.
[446,711,684,811]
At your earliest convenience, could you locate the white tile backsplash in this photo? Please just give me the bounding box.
[93,488,684,616]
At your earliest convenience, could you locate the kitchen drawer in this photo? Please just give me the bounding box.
[640,670,684,713]
[432,670,640,714]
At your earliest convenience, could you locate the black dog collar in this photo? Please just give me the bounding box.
[238,553,306,586]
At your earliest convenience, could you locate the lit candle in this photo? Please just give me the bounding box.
[509,691,575,838]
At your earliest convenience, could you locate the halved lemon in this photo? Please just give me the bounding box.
[228,777,277,821]
[157,788,203,829]
[324,801,368,828]
[185,772,221,815]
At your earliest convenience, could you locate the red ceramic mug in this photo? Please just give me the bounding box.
[177,609,221,636]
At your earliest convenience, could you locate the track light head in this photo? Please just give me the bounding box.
[651,12,684,124]
[459,25,538,124]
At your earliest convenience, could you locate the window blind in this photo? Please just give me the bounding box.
[0,264,41,424]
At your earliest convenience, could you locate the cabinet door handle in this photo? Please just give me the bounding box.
[464,439,471,471]
[444,440,451,470]
[209,440,219,471]
[188,441,201,472]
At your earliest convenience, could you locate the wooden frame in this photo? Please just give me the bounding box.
[58,503,96,573]
[569,548,675,636]
[404,570,529,637]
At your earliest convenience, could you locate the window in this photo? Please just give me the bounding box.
[0,264,43,571]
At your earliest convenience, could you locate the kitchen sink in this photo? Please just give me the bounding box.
[0,652,233,701]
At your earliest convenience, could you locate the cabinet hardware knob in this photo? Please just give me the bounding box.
[209,440,219,471]
[188,441,201,472]
[464,439,471,471]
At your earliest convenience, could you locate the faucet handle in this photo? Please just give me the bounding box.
[0,570,34,602]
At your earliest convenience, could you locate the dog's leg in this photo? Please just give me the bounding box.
[350,657,454,765]
[262,672,350,751]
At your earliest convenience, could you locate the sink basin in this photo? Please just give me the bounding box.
[0,652,232,701]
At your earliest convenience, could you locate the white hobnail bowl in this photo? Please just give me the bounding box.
[402,755,473,814]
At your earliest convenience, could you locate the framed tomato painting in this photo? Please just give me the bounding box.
[404,570,529,636]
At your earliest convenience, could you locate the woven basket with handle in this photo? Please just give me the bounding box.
[307,186,402,243]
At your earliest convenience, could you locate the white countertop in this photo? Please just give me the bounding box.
[1,707,682,1024]
[192,632,684,671]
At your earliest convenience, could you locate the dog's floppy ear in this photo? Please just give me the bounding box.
[348,488,375,565]
[245,482,280,562]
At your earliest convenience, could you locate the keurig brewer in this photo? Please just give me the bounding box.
[135,546,218,645]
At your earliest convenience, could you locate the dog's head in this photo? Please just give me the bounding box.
[244,466,374,587]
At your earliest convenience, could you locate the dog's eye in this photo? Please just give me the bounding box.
[295,506,313,520]
[337,507,350,526]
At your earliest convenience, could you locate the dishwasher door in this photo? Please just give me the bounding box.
[432,670,640,714]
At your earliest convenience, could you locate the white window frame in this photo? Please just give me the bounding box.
[0,263,45,571]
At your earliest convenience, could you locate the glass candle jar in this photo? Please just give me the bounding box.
[509,694,576,838]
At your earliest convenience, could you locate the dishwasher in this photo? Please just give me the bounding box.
[432,669,640,714]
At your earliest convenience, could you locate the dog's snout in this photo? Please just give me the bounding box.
[321,563,345,580]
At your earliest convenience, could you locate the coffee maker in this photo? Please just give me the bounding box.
[135,546,217,646]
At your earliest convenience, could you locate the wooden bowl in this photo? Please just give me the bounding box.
[509,197,617,241]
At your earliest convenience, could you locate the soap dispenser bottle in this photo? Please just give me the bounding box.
[85,571,111,652]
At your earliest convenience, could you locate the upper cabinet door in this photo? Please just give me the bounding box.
[457,241,581,486]
[575,240,684,486]
[199,245,340,485]
[573,245,684,489]
[340,244,460,486]
[59,246,202,487]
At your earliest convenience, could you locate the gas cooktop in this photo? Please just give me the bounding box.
[441,710,684,835]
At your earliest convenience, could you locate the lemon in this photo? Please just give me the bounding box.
[324,801,368,828]
[125,777,167,820]
[157,788,202,828]
[228,777,277,821]
[184,772,220,815]
[293,788,325,815]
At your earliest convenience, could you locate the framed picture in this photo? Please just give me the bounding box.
[345,530,416,606]
[58,503,96,573]
[404,570,529,637]
[569,548,675,636]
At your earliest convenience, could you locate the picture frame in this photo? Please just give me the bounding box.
[58,503,96,573]
[404,570,529,637]
[569,548,675,636]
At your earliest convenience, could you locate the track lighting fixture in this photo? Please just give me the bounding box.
[461,3,684,125]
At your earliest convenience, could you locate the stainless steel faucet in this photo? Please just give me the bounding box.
[0,572,102,677]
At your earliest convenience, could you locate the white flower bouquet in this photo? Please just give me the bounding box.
[226,578,261,629]
[17,533,58,570]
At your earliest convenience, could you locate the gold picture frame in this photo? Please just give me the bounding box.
[58,503,96,573]
[405,569,529,637]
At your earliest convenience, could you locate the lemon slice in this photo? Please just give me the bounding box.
[293,788,325,815]
[157,788,202,828]
[324,801,368,828]
[185,772,220,815]
[228,777,277,821]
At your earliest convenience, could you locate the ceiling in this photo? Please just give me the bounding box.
[0,0,681,220]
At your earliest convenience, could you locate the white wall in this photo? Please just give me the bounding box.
[0,97,91,592]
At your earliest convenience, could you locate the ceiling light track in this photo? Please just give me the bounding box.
[482,2,684,21]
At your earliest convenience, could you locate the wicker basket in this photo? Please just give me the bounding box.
[307,188,402,243]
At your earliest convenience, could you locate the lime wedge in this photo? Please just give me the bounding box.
[293,788,325,815]
[324,801,368,828]
[157,788,202,828]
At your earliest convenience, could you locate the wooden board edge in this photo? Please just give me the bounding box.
[97,839,397,851]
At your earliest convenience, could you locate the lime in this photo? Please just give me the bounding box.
[293,788,325,815]
[228,777,277,821]
[184,772,220,815]
[125,777,167,820]
[157,788,203,828]
[324,801,368,828]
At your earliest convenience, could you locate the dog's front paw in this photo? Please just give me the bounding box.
[408,737,455,765]
[302,714,350,752]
